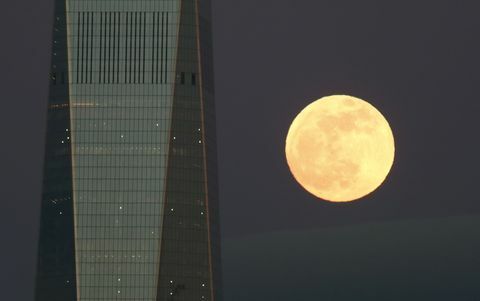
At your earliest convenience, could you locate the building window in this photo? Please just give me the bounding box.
[191,73,196,85]
[180,72,185,85]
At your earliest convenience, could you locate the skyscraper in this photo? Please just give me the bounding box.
[35,1,221,300]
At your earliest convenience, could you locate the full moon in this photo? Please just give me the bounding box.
[285,95,395,202]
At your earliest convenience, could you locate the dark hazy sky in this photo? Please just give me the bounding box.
[1,0,480,300]
[215,0,480,237]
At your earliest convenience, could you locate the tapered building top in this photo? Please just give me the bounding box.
[35,1,222,300]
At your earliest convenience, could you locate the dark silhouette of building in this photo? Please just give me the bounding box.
[35,1,222,300]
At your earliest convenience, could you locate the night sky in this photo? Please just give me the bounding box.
[2,0,480,300]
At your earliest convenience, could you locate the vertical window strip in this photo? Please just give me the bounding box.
[107,12,112,84]
[111,12,115,84]
[113,12,116,84]
[80,12,84,84]
[164,12,169,84]
[138,12,142,84]
[139,12,143,84]
[116,12,120,84]
[83,11,88,84]
[157,12,161,84]
[89,12,94,84]
[125,12,129,84]
[76,12,81,84]
[82,11,86,84]
[152,12,156,84]
[159,12,164,84]
[105,11,108,84]
[143,12,146,84]
[99,12,104,84]
[103,12,107,84]
[129,12,133,84]
[137,12,141,84]
[133,12,138,84]
[110,12,114,84]
[84,11,87,84]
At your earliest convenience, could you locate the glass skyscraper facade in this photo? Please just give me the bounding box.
[35,1,221,300]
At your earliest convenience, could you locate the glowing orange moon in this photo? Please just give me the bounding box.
[285,95,395,202]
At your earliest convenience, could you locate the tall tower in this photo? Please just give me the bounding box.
[35,1,222,300]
